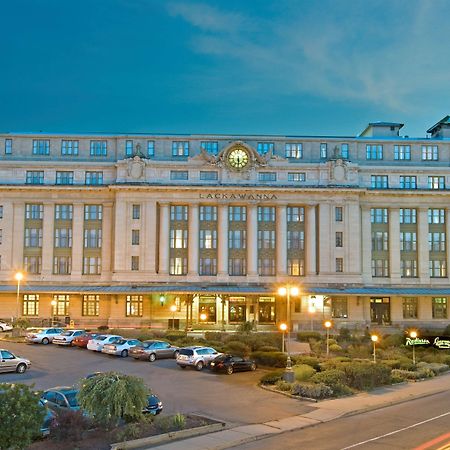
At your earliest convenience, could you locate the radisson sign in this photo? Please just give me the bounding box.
[199,193,278,200]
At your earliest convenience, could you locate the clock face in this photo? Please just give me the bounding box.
[228,147,249,169]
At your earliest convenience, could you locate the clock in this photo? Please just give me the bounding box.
[228,147,249,169]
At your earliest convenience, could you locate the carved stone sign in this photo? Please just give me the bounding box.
[199,193,277,200]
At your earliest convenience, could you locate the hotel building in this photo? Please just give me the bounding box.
[1,117,450,331]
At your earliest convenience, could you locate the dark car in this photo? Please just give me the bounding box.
[129,340,179,362]
[41,386,81,412]
[72,332,99,348]
[209,354,257,375]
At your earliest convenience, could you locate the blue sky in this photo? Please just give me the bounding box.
[1,0,449,137]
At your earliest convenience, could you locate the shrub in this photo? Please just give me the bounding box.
[311,369,352,396]
[291,356,321,370]
[291,382,333,400]
[259,370,284,385]
[381,359,402,369]
[329,343,343,353]
[204,332,226,342]
[346,344,372,359]
[258,345,280,352]
[293,364,316,382]
[227,333,281,351]
[237,321,254,333]
[416,362,449,375]
[114,423,142,442]
[379,334,405,349]
[50,409,91,441]
[14,318,31,329]
[297,331,322,342]
[275,380,293,392]
[97,325,109,331]
[0,383,46,450]
[164,331,187,342]
[319,357,351,370]
[342,363,391,390]
[172,413,186,430]
[224,340,251,356]
[338,327,352,341]
[251,351,287,368]
[391,368,435,381]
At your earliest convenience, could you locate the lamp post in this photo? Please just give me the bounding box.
[279,323,287,353]
[278,286,299,383]
[324,320,332,358]
[410,330,418,365]
[170,305,177,330]
[14,272,23,325]
[371,334,378,363]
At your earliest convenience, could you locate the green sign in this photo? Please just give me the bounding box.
[405,336,450,349]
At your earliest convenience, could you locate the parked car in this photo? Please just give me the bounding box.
[25,327,64,345]
[87,334,122,352]
[0,321,13,332]
[129,340,180,362]
[102,338,141,357]
[72,332,99,348]
[209,354,257,375]
[53,330,87,346]
[0,349,30,373]
[176,346,221,371]
[39,398,55,435]
[41,386,80,412]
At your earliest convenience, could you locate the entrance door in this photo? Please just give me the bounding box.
[370,297,391,324]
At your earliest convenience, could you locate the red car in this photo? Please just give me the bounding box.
[72,332,99,348]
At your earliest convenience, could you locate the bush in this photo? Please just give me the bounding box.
[291,356,321,370]
[204,332,226,342]
[172,413,186,430]
[226,333,281,351]
[391,368,435,381]
[291,382,333,399]
[311,369,352,396]
[224,340,251,356]
[15,318,31,329]
[0,383,46,450]
[379,334,405,349]
[297,331,322,342]
[237,321,254,333]
[416,362,449,375]
[346,344,372,359]
[258,345,280,352]
[164,331,187,342]
[329,343,343,353]
[381,359,402,369]
[97,325,109,331]
[338,327,352,341]
[50,409,91,441]
[251,351,287,368]
[275,380,293,392]
[293,364,316,382]
[259,370,284,385]
[343,363,391,390]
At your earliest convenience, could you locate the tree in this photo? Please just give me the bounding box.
[0,383,46,450]
[78,372,148,427]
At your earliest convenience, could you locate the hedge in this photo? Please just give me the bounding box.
[291,382,333,399]
[259,369,284,385]
[251,351,287,368]
[297,331,322,342]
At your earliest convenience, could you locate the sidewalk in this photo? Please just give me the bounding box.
[146,372,450,450]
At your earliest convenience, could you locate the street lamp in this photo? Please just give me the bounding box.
[371,334,378,363]
[278,285,299,383]
[14,272,23,325]
[170,305,177,330]
[279,323,287,353]
[410,330,418,365]
[324,320,332,358]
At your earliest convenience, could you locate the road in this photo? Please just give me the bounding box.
[235,390,450,449]
[1,341,313,425]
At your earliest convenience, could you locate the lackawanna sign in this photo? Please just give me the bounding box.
[405,336,450,349]
[199,193,278,200]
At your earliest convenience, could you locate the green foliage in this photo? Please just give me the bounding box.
[293,364,316,382]
[251,351,287,368]
[275,380,293,392]
[311,369,352,396]
[204,331,226,342]
[297,331,322,342]
[416,362,449,375]
[259,370,284,385]
[78,372,148,427]
[379,334,405,349]
[343,363,392,390]
[391,368,435,381]
[224,340,251,356]
[258,345,280,352]
[346,344,372,359]
[50,409,91,441]
[0,383,46,450]
[172,413,186,430]
[114,423,142,442]
[329,343,343,353]
[291,382,333,399]
[291,356,321,370]
[381,359,402,369]
[164,331,187,342]
[97,325,109,331]
[338,327,352,341]
[14,318,31,329]
[237,321,254,333]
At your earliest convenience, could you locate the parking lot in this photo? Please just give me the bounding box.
[1,341,313,425]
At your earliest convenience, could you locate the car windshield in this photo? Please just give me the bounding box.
[33,329,46,334]
[61,331,72,336]
[96,335,107,341]
[115,339,126,345]
[64,392,79,408]
[180,349,194,356]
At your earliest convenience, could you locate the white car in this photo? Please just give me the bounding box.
[87,334,122,352]
[0,321,13,332]
[102,338,141,357]
[52,330,87,346]
[25,328,65,345]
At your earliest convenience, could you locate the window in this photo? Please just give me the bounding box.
[172,141,189,157]
[422,145,438,161]
[400,208,417,224]
[394,145,411,160]
[331,298,348,318]
[285,143,302,159]
[5,139,12,154]
[428,176,445,190]
[201,141,218,155]
[55,228,72,248]
[0,229,2,244]
[371,175,388,189]
[170,229,187,249]
[400,232,417,251]
[257,206,275,222]
[200,171,218,181]
[229,206,246,221]
[170,205,188,221]
[199,257,217,275]
[366,144,383,160]
[56,171,74,185]
[372,231,388,251]
[336,232,343,247]
[25,228,42,247]
[126,295,143,316]
[200,229,217,249]
[257,142,274,155]
[228,230,246,249]
[229,258,246,276]
[26,171,44,184]
[55,204,73,220]
[429,232,446,252]
[84,205,102,220]
[399,176,417,189]
[428,209,445,224]
[32,139,50,155]
[83,256,101,274]
[125,140,133,157]
[258,257,275,276]
[430,260,446,278]
[341,143,349,159]
[335,207,343,222]
[53,256,72,275]
[287,230,304,250]
[169,257,187,275]
[170,171,188,181]
[432,297,447,319]
[258,230,275,249]
[287,258,304,276]
[61,140,78,155]
[23,294,39,316]
[258,172,276,182]
[402,298,418,318]
[25,204,43,220]
[287,206,304,222]
[90,140,107,156]
[371,208,388,224]
[199,206,217,221]
[132,204,140,219]
[288,172,305,182]
[320,143,327,159]
[82,295,99,316]
[132,229,140,245]
[0,205,3,219]
[84,229,102,248]
[336,258,343,272]
[146,140,154,157]
[24,256,42,274]
[131,256,139,271]
[85,171,103,185]
[372,259,389,277]
[401,260,417,278]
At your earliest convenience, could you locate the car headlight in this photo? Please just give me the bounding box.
[157,402,162,407]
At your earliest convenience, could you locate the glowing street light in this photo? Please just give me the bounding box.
[14,272,23,325]
[324,320,332,358]
[410,330,418,365]
[279,322,287,353]
[371,334,379,363]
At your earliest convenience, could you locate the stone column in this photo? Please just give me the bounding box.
[389,209,401,282]
[12,202,25,271]
[158,203,170,274]
[217,204,228,276]
[347,202,361,274]
[41,203,54,276]
[305,205,317,276]
[318,203,331,274]
[101,203,113,278]
[247,204,258,276]
[361,206,372,283]
[113,200,126,272]
[418,207,430,281]
[276,204,287,276]
[144,200,157,273]
[71,203,84,278]
[188,204,199,276]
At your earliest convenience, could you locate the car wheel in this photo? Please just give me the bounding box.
[0,325,4,331]
[42,338,50,345]
[121,349,128,358]
[173,350,179,359]
[179,365,186,369]
[16,363,27,374]
[195,361,204,371]
[149,353,156,362]
[226,365,234,375]
[250,363,256,371]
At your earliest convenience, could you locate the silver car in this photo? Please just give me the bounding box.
[0,321,13,332]
[25,327,64,345]
[87,334,122,352]
[53,330,87,346]
[176,346,222,371]
[102,338,141,357]
[0,349,30,373]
